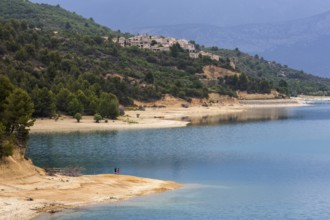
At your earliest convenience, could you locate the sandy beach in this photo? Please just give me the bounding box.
[30,97,307,133]
[30,106,241,133]
[0,154,181,220]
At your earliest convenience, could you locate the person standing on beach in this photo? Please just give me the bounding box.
[114,168,117,174]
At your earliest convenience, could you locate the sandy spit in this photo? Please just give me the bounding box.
[0,155,181,220]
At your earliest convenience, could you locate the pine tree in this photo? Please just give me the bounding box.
[3,88,35,148]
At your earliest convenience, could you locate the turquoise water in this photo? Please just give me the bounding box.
[29,105,330,219]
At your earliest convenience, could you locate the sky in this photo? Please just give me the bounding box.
[30,0,330,30]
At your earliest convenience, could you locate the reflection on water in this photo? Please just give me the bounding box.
[183,108,290,125]
[28,105,330,220]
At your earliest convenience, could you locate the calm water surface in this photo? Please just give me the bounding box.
[29,105,330,220]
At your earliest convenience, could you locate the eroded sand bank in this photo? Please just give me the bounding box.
[0,155,181,220]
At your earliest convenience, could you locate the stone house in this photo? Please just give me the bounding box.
[112,34,219,61]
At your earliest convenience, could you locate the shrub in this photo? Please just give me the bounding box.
[94,113,102,123]
[74,113,82,123]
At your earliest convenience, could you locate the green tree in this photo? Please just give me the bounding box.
[0,77,22,158]
[108,98,120,119]
[94,113,102,123]
[0,122,14,158]
[74,113,82,123]
[15,48,28,61]
[56,88,74,112]
[259,79,271,94]
[144,72,154,84]
[85,94,99,115]
[170,43,183,57]
[3,88,35,147]
[278,79,289,95]
[279,79,288,88]
[0,76,14,116]
[68,97,84,116]
[226,75,239,90]
[76,90,89,110]
[238,74,248,91]
[24,44,35,58]
[98,92,119,119]
[46,62,57,80]
[31,87,56,117]
[151,40,157,46]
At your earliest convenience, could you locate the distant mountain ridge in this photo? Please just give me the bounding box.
[131,11,330,77]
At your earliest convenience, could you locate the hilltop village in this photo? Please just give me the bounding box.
[112,34,221,61]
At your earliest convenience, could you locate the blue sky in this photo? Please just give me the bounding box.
[31,0,330,30]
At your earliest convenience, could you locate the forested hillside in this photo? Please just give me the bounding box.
[205,47,330,96]
[0,0,330,121]
[0,18,282,116]
[0,0,116,36]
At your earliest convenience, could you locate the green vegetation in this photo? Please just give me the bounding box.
[220,73,272,96]
[98,93,120,119]
[0,17,127,119]
[0,0,117,36]
[0,17,221,118]
[0,0,329,127]
[31,87,56,117]
[74,113,82,123]
[206,48,330,96]
[94,113,102,123]
[0,76,34,158]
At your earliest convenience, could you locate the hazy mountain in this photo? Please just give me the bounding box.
[132,11,330,78]
[31,0,330,30]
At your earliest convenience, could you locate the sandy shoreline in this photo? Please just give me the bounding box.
[0,155,181,220]
[1,98,310,220]
[29,106,244,133]
[30,98,307,133]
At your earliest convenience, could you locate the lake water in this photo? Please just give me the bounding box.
[29,105,330,220]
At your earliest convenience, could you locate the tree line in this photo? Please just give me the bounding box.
[221,74,272,95]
